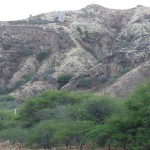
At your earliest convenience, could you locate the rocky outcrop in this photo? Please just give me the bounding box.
[0,4,150,99]
[98,62,150,98]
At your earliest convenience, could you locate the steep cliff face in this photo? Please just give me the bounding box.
[0,4,150,99]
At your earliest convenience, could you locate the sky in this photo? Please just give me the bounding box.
[0,0,150,21]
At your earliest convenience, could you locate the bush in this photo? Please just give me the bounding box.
[0,94,16,111]
[36,51,48,62]
[21,72,35,81]
[0,101,16,111]
[44,67,55,74]
[0,95,15,102]
[54,120,94,148]
[0,87,7,94]
[135,18,142,23]
[144,14,150,20]
[20,45,33,56]
[81,96,123,124]
[0,111,18,130]
[77,26,83,35]
[84,30,90,39]
[57,74,73,88]
[19,90,83,127]
[0,128,28,144]
[2,43,12,50]
[25,121,56,149]
[43,68,56,80]
[102,81,150,150]
[28,17,50,25]
[76,78,91,88]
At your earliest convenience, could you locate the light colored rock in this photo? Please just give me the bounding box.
[98,62,150,98]
[8,56,37,86]
[0,4,150,99]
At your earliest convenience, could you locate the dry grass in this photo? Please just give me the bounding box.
[0,142,122,150]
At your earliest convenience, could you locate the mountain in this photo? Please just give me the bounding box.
[0,4,150,100]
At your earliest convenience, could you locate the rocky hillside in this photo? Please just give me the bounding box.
[0,4,150,99]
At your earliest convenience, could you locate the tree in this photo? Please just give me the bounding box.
[54,120,94,150]
[86,125,112,150]
[81,96,123,124]
[0,111,18,131]
[124,82,150,149]
[36,51,48,62]
[0,128,28,146]
[106,81,150,150]
[25,121,57,150]
[19,90,84,127]
[57,74,73,88]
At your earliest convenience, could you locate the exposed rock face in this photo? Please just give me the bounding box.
[98,62,150,98]
[0,4,150,99]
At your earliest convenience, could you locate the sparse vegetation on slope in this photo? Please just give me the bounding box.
[0,4,150,98]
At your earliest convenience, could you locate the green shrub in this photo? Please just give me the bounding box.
[0,110,18,130]
[0,87,7,94]
[2,43,12,50]
[54,120,94,148]
[57,74,73,88]
[82,96,123,124]
[84,30,90,39]
[77,26,83,35]
[28,17,50,25]
[14,80,26,88]
[135,18,142,23]
[0,95,15,102]
[125,35,134,42]
[45,67,55,74]
[0,101,16,111]
[43,67,56,79]
[19,90,83,127]
[22,72,35,81]
[20,45,33,56]
[105,81,150,150]
[76,78,91,88]
[37,51,48,62]
[0,110,14,121]
[0,128,28,144]
[25,121,56,149]
[144,14,150,19]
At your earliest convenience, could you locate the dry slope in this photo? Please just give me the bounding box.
[0,4,150,99]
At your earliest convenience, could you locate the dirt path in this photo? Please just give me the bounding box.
[0,142,118,150]
[0,142,33,150]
